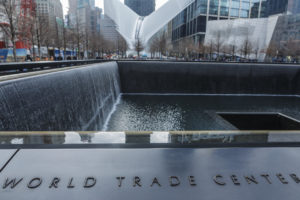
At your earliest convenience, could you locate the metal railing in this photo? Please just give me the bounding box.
[0,59,299,75]
[0,59,111,73]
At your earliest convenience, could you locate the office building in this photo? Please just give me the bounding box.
[287,0,300,14]
[100,15,119,43]
[68,0,101,34]
[35,0,64,43]
[124,0,156,16]
[171,0,293,43]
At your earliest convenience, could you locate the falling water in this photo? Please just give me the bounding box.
[0,62,121,131]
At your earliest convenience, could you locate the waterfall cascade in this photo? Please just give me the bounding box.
[0,62,121,131]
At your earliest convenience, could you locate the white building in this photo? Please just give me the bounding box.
[204,15,279,61]
[104,0,195,48]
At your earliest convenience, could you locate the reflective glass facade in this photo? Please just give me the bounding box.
[124,0,156,16]
[171,0,292,42]
[288,0,300,14]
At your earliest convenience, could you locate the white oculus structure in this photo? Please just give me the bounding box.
[104,0,194,48]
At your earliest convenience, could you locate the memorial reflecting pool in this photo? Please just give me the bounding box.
[106,94,300,131]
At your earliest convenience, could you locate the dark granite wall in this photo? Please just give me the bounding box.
[0,62,121,131]
[117,61,300,95]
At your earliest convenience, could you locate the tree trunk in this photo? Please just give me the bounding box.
[12,41,17,62]
[31,34,36,61]
[11,27,17,62]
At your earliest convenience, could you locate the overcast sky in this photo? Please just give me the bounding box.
[61,0,169,15]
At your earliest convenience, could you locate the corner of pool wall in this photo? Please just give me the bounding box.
[0,61,300,131]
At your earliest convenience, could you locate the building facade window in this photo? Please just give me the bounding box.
[231,0,240,17]
[209,0,219,15]
[196,0,208,15]
[171,0,290,42]
[251,0,260,18]
[220,0,230,17]
[240,0,250,18]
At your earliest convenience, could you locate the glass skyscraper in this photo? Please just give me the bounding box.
[288,0,300,14]
[171,0,292,42]
[124,0,156,17]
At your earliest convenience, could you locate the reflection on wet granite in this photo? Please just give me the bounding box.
[0,131,300,146]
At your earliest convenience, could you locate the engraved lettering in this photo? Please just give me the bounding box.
[27,178,42,189]
[68,178,75,188]
[214,175,226,186]
[244,176,258,184]
[49,177,60,189]
[84,177,97,188]
[188,176,197,186]
[276,174,288,184]
[261,174,272,184]
[133,176,142,187]
[231,175,240,185]
[150,177,161,187]
[116,177,125,187]
[3,178,23,189]
[290,174,300,184]
[169,176,180,187]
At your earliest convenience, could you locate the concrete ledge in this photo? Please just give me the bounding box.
[0,64,97,82]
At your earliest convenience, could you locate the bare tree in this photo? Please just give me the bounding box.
[134,37,144,58]
[149,39,157,58]
[83,24,91,59]
[118,36,128,58]
[96,33,105,58]
[0,0,20,61]
[71,11,85,59]
[149,35,160,58]
[53,18,65,59]
[158,32,167,58]
[196,43,207,60]
[34,15,52,59]
[252,41,260,61]
[265,41,278,60]
[149,32,168,59]
[90,31,98,58]
[285,39,300,60]
[213,30,224,60]
[178,37,195,60]
[62,22,68,59]
[208,39,214,61]
[220,44,230,60]
[240,37,253,59]
[29,20,36,60]
[229,43,237,61]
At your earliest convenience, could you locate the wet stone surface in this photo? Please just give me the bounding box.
[106,95,300,131]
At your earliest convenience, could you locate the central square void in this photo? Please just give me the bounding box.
[218,113,300,130]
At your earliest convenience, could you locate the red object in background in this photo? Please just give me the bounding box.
[16,41,26,49]
[0,41,6,49]
[18,0,36,49]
